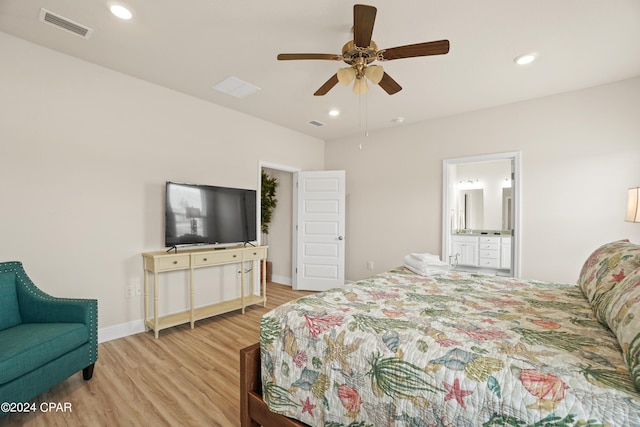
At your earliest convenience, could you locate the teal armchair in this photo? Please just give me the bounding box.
[0,261,97,415]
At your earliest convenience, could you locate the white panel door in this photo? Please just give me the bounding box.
[293,171,345,291]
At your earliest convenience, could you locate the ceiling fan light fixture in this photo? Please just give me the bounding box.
[364,65,384,84]
[353,77,368,94]
[277,4,449,96]
[337,67,356,86]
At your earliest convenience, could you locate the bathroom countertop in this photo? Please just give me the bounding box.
[452,230,511,237]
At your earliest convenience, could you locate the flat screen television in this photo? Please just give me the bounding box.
[164,181,257,248]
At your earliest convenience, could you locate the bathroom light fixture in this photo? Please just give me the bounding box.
[110,5,132,20]
[514,53,537,65]
[626,187,640,222]
[458,179,482,190]
[328,109,340,117]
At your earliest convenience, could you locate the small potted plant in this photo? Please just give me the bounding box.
[261,171,278,281]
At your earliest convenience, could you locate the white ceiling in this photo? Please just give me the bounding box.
[2,0,639,142]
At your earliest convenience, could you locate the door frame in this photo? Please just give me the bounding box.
[441,151,521,277]
[258,161,300,287]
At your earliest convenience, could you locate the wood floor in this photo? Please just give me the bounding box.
[1,283,314,427]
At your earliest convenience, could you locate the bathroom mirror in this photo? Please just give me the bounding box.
[457,189,483,230]
[454,160,511,231]
[502,188,513,231]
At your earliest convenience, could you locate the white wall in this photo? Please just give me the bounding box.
[326,76,640,283]
[0,32,324,338]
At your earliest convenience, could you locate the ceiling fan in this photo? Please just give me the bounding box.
[277,4,450,96]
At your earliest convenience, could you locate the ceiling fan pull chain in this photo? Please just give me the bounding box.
[364,91,369,137]
[358,92,363,150]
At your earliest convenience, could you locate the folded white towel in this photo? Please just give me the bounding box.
[404,263,449,276]
[409,252,442,262]
[403,254,450,276]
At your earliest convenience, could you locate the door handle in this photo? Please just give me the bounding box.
[338,236,344,240]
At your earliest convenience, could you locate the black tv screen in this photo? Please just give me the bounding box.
[164,181,257,247]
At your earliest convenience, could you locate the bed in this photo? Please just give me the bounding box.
[240,240,640,426]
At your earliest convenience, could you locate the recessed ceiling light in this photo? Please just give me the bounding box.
[110,5,133,20]
[392,117,405,124]
[514,53,537,65]
[328,109,340,117]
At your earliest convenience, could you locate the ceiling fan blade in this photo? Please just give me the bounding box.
[353,4,377,48]
[378,72,402,95]
[314,74,339,96]
[278,53,342,61]
[380,40,450,61]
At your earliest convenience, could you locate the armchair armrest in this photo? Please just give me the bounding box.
[18,289,97,326]
[6,261,98,364]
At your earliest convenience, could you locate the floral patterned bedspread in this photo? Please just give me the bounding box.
[260,268,640,426]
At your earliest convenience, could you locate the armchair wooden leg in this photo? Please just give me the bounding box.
[82,363,95,380]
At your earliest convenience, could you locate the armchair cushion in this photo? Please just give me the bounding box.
[0,323,88,384]
[0,272,21,331]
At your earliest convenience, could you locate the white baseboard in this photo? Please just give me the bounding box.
[271,274,292,286]
[98,319,145,343]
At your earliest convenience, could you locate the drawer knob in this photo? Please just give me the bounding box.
[173,260,178,264]
[253,252,257,255]
[233,254,237,258]
[203,258,208,261]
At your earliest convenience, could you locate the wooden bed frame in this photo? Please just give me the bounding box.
[240,343,307,427]
[239,289,638,425]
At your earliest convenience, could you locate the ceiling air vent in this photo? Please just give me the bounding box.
[39,9,93,39]
[212,77,261,99]
[308,120,325,127]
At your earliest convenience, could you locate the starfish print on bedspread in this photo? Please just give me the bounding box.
[324,330,359,371]
[610,269,626,283]
[443,378,473,408]
[301,396,316,416]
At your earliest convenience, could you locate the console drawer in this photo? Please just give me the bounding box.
[192,250,242,266]
[244,247,267,260]
[155,254,190,271]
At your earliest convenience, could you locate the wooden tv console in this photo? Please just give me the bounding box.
[142,246,267,338]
